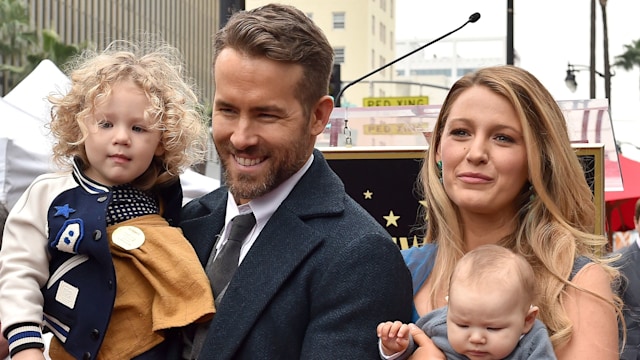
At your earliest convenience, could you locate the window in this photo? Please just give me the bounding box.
[379,55,386,76]
[380,23,386,44]
[333,12,345,29]
[390,31,394,50]
[410,69,452,76]
[372,15,375,35]
[380,0,386,11]
[457,68,475,76]
[371,49,375,69]
[390,0,394,18]
[334,47,345,64]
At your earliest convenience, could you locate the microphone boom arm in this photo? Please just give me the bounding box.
[335,12,480,107]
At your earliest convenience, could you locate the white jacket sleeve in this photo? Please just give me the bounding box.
[0,172,74,347]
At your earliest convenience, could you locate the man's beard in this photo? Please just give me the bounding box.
[219,136,311,202]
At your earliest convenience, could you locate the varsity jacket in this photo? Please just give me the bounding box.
[0,162,182,359]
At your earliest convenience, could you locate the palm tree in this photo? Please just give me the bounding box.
[614,39,640,96]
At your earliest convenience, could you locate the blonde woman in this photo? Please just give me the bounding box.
[404,65,622,359]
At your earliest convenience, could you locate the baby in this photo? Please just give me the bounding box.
[378,244,556,359]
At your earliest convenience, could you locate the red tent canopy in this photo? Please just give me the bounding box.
[605,154,640,232]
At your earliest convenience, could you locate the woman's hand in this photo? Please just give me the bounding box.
[407,324,446,360]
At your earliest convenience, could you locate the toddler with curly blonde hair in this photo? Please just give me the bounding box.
[0,39,215,360]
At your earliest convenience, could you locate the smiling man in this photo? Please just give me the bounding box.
[178,3,412,360]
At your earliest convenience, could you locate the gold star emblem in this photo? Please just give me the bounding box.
[383,210,400,227]
[363,190,373,199]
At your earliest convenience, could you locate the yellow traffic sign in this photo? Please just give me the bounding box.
[362,96,429,107]
[363,122,431,135]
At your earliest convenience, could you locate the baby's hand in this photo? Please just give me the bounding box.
[377,320,412,356]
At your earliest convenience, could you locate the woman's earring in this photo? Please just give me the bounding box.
[437,161,443,183]
[529,184,536,202]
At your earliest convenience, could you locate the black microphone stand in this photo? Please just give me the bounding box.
[334,12,481,108]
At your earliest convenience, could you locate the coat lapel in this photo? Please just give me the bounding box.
[207,210,323,357]
[180,190,228,265]
[203,150,346,358]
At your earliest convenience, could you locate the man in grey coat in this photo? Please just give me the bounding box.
[179,4,413,359]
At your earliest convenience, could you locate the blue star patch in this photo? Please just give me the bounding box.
[54,204,76,219]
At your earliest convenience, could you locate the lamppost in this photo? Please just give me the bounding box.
[506,0,514,65]
[564,63,614,106]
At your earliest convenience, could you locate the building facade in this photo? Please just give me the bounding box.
[22,0,219,103]
[394,36,505,105]
[244,1,504,107]
[246,0,397,108]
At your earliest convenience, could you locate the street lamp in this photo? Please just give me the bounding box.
[564,63,613,93]
[564,66,579,93]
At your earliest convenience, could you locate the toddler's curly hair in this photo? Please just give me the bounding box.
[49,38,208,189]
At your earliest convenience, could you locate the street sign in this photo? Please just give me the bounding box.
[362,96,429,107]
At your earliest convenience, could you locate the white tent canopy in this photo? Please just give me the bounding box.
[1,60,218,210]
[0,98,57,209]
[4,59,70,121]
[1,60,70,209]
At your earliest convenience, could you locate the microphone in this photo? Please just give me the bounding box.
[334,12,481,107]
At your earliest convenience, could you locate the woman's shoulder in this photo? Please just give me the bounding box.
[567,255,615,305]
[570,255,592,281]
[401,243,439,291]
[402,243,438,267]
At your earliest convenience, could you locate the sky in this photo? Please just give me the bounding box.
[396,0,640,150]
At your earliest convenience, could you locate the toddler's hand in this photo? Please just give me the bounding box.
[11,348,46,360]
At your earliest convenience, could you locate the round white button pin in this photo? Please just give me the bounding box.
[112,226,145,250]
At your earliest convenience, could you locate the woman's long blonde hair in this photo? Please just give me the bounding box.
[419,65,622,349]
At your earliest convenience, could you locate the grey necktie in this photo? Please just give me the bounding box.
[210,212,256,302]
[188,212,256,359]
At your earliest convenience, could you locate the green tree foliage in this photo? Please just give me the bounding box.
[614,39,640,71]
[0,0,36,58]
[614,39,640,96]
[24,29,89,73]
[0,0,37,91]
[0,0,90,95]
